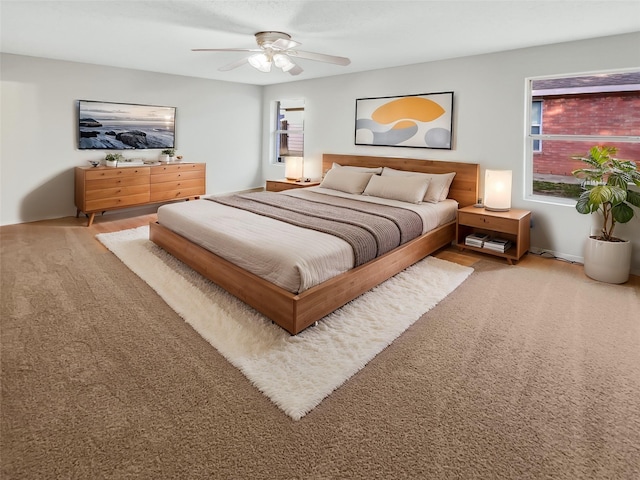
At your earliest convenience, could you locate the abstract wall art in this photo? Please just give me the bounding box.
[355,91,454,149]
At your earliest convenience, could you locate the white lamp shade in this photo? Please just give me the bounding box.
[248,53,272,72]
[484,169,512,211]
[273,53,295,72]
[284,156,304,180]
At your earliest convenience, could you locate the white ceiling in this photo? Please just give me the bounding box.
[2,0,640,86]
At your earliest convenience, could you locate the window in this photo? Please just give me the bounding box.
[274,99,304,163]
[526,71,640,201]
[531,100,542,152]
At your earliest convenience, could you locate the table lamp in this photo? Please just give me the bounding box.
[484,169,512,211]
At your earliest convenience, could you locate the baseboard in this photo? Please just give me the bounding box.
[529,246,639,277]
[529,246,583,265]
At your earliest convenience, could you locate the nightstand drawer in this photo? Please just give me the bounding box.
[266,179,321,192]
[458,211,518,234]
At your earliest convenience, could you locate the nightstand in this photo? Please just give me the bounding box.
[265,179,321,192]
[456,206,531,264]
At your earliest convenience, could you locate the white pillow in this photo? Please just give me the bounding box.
[332,162,383,174]
[381,167,456,203]
[363,174,431,204]
[320,168,375,194]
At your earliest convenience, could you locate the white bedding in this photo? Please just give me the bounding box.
[156,187,457,293]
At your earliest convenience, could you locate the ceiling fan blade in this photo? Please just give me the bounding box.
[288,64,303,76]
[218,56,250,71]
[191,48,261,53]
[287,50,351,66]
[272,38,300,50]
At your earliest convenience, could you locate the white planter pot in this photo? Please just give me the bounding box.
[105,160,117,168]
[583,236,632,284]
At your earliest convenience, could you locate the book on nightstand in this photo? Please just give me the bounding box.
[483,237,512,252]
[465,232,490,247]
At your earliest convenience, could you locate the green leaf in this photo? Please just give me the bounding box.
[589,185,613,204]
[626,189,640,208]
[575,191,593,214]
[612,202,634,224]
[610,186,627,205]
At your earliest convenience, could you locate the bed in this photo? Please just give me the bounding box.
[149,153,479,334]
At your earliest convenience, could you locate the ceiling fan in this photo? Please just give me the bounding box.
[192,31,351,76]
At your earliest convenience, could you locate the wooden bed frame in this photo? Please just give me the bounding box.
[149,154,479,334]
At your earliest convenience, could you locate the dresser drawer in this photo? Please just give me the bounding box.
[150,178,204,193]
[86,175,150,190]
[151,170,204,183]
[86,193,150,211]
[458,211,519,234]
[151,163,205,175]
[85,167,149,181]
[86,184,149,201]
[150,187,204,202]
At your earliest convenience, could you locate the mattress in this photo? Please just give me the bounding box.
[156,186,458,293]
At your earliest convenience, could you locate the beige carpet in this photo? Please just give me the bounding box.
[2,219,640,479]
[96,225,473,420]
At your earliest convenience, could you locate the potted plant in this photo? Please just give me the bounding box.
[572,145,640,283]
[160,149,175,162]
[104,153,124,167]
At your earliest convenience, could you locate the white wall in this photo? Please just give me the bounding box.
[2,33,639,275]
[0,53,263,225]
[263,32,640,275]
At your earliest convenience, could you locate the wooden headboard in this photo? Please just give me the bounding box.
[323,154,480,208]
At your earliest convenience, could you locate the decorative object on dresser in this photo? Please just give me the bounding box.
[355,91,454,149]
[75,163,205,226]
[571,145,640,284]
[160,149,175,163]
[484,169,512,211]
[104,153,124,167]
[456,205,531,264]
[265,179,321,192]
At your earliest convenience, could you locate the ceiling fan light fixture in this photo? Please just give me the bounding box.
[248,53,271,72]
[194,31,350,76]
[273,53,295,72]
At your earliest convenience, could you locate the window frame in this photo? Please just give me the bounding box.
[530,100,542,153]
[524,69,640,205]
[272,99,304,164]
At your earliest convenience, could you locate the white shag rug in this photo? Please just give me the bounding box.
[97,226,473,420]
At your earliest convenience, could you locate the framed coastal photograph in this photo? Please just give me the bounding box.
[77,100,176,150]
[355,91,453,149]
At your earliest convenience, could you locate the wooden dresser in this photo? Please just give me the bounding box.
[75,163,205,226]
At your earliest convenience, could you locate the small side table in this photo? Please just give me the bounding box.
[265,179,321,192]
[456,206,531,264]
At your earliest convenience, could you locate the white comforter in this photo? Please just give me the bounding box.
[156,187,457,293]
